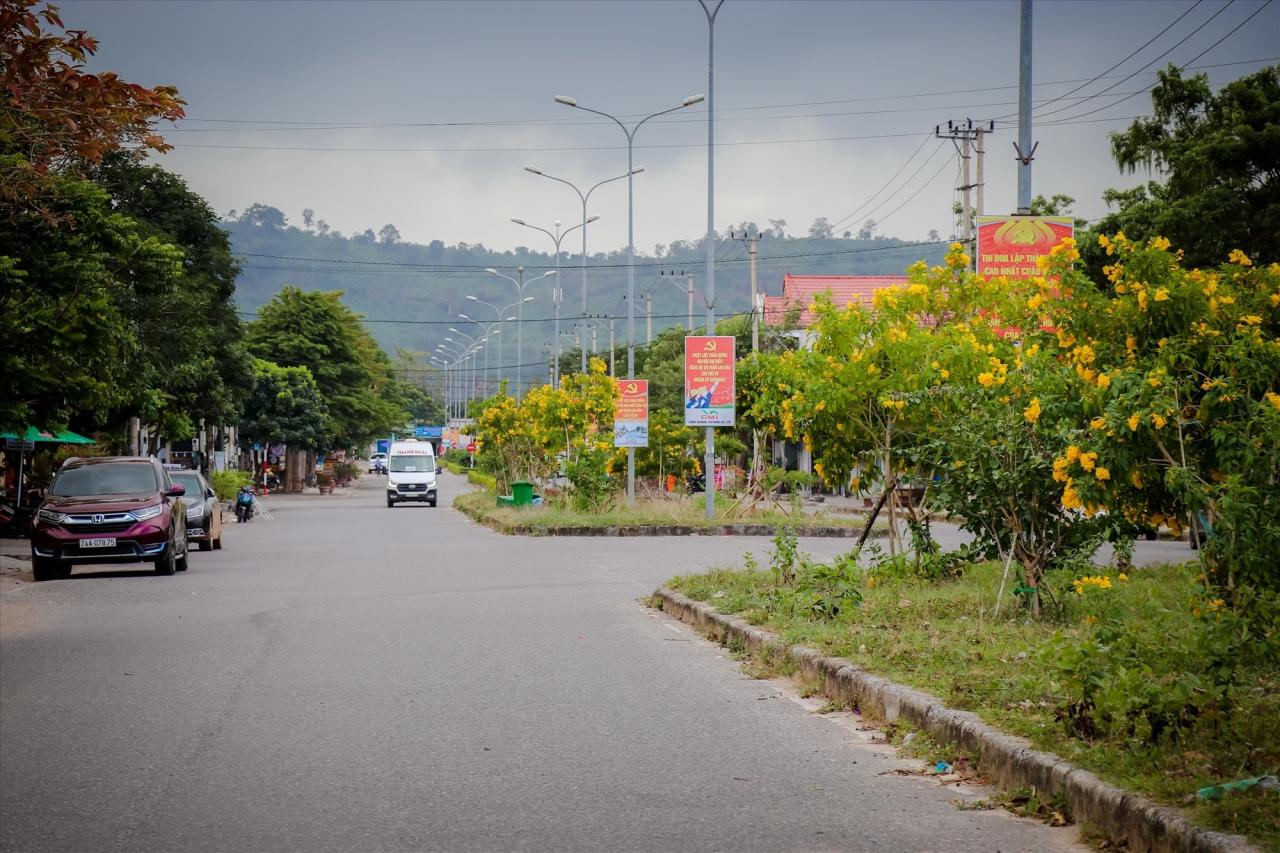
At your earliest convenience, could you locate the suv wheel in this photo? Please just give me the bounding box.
[155,545,176,575]
[386,496,395,508]
[32,558,71,582]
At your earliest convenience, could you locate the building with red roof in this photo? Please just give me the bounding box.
[763,274,909,329]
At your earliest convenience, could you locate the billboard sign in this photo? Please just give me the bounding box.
[614,379,649,448]
[684,335,736,427]
[414,425,444,439]
[976,215,1074,280]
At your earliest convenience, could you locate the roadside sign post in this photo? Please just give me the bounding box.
[614,379,649,449]
[683,336,735,514]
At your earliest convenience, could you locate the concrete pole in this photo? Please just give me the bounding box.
[609,318,616,377]
[748,234,759,354]
[687,273,695,332]
[961,131,973,245]
[646,293,653,344]
[1018,0,1033,214]
[701,0,724,521]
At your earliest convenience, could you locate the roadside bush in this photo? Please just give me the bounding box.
[762,529,862,621]
[211,469,252,501]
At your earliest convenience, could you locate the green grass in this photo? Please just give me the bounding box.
[453,488,879,534]
[668,560,1279,848]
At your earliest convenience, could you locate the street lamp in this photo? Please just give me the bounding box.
[553,91,705,504]
[511,215,599,388]
[465,295,526,394]
[524,166,637,373]
[484,266,557,400]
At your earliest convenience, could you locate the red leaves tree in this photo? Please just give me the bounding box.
[0,0,185,219]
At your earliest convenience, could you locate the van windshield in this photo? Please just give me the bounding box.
[390,454,433,473]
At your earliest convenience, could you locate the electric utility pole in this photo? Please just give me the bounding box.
[645,293,653,344]
[935,118,993,261]
[730,230,761,353]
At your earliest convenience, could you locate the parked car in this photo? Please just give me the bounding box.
[29,456,188,581]
[168,469,223,551]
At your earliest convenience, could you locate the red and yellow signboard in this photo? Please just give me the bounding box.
[976,215,1074,280]
[614,379,649,448]
[684,335,736,427]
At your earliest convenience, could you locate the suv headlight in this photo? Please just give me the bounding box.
[130,504,163,522]
[187,504,205,518]
[36,508,67,525]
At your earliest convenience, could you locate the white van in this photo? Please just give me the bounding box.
[386,439,437,507]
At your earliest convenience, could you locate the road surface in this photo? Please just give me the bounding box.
[1,474,1099,852]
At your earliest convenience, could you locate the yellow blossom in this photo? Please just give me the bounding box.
[1061,479,1083,510]
[1151,236,1171,251]
[1228,249,1253,267]
[977,372,995,387]
[1266,391,1280,410]
[1090,416,1106,430]
[1065,445,1081,462]
[1127,413,1141,431]
[1151,414,1167,429]
[1153,288,1169,302]
[1094,467,1110,481]
[1079,451,1097,472]
[1023,397,1041,424]
[1129,469,1144,489]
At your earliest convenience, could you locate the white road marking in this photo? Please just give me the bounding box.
[663,623,682,634]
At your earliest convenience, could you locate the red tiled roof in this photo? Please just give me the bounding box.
[763,274,910,328]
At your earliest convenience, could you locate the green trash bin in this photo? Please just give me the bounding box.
[511,481,536,506]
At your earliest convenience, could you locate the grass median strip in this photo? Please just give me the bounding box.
[666,553,1278,849]
[452,489,885,537]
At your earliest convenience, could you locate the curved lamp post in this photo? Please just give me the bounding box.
[484,267,557,400]
[523,166,637,373]
[511,215,599,388]
[553,92,705,504]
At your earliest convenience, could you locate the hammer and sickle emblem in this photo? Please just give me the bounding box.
[625,382,638,394]
[705,339,718,351]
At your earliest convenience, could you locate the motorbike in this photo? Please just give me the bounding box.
[235,489,255,523]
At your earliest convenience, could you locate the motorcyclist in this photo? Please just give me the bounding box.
[235,484,255,522]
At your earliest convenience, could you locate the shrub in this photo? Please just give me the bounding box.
[211,469,253,501]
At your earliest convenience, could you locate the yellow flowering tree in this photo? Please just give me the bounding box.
[1047,237,1280,605]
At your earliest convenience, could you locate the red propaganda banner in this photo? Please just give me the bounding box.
[684,335,736,427]
[613,379,649,447]
[976,216,1074,280]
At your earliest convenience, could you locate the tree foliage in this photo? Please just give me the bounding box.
[246,287,405,448]
[0,0,184,220]
[1088,64,1280,271]
[239,358,328,450]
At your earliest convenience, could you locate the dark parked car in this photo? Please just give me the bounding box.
[168,469,223,551]
[30,457,188,581]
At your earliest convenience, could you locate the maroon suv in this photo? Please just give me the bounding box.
[30,457,189,581]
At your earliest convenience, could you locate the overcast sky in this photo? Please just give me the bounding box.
[65,0,1278,254]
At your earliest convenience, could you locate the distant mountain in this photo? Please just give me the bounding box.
[222,206,947,386]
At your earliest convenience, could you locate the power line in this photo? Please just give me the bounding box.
[1029,0,1240,122]
[178,56,1275,128]
[234,238,951,276]
[1021,0,1206,118]
[827,133,934,233]
[875,152,961,230]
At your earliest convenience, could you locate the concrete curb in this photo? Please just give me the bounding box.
[453,495,886,538]
[651,586,1258,853]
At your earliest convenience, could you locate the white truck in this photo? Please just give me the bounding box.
[385,439,438,508]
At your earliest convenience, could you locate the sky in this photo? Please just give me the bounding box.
[63,0,1279,255]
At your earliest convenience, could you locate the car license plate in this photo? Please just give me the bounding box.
[188,528,205,537]
[80,537,116,548]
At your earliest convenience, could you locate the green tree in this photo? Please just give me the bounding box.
[1086,64,1280,271]
[0,174,180,431]
[246,287,405,448]
[239,358,328,450]
[92,154,251,439]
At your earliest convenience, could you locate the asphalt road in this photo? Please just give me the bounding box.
[0,474,1097,852]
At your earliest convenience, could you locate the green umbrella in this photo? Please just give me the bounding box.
[0,426,95,445]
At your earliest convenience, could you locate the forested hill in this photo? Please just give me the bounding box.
[223,204,948,361]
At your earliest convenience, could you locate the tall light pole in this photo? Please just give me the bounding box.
[430,357,449,420]
[466,295,527,394]
[700,0,725,520]
[511,216,599,388]
[485,266,557,400]
[459,314,505,397]
[554,92,705,504]
[524,166,638,373]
